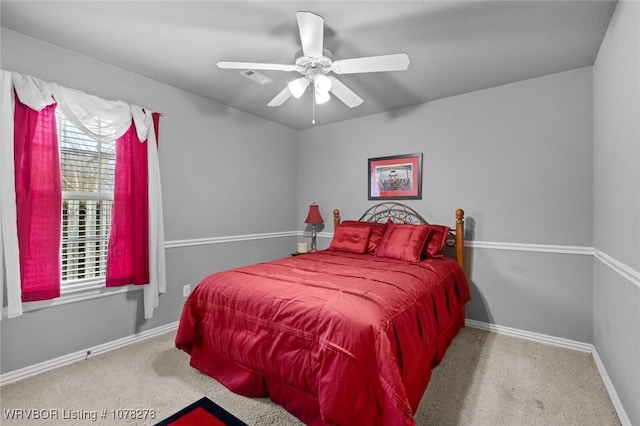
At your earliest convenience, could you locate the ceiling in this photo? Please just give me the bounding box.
[1,1,617,130]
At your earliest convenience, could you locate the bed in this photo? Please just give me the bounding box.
[175,203,470,426]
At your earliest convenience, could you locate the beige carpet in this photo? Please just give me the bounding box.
[0,327,620,425]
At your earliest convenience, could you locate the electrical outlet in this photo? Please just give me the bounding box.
[182,284,191,297]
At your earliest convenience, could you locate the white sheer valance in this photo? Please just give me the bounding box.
[12,72,152,143]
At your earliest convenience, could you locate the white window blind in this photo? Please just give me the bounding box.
[57,111,115,288]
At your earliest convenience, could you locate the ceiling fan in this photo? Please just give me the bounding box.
[217,11,410,110]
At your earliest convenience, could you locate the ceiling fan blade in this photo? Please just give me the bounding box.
[331,53,410,74]
[296,11,324,58]
[217,61,296,72]
[328,76,363,108]
[267,86,292,107]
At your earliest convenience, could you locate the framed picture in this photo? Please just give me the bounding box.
[368,153,422,200]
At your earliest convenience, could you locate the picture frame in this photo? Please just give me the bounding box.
[368,153,422,200]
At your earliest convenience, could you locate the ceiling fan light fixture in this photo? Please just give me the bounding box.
[288,78,308,98]
[315,90,330,104]
[313,74,332,94]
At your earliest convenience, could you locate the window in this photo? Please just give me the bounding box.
[57,111,116,292]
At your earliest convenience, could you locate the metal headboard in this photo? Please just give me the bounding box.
[357,202,428,225]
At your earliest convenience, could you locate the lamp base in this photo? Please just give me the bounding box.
[310,225,317,251]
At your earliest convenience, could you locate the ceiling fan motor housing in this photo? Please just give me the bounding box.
[294,49,333,76]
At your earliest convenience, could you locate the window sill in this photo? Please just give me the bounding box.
[3,282,142,318]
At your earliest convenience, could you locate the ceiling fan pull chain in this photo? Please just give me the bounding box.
[312,89,316,124]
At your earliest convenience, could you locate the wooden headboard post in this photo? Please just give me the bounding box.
[332,206,465,269]
[455,209,465,269]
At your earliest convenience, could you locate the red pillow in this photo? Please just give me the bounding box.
[341,220,388,254]
[328,225,371,254]
[376,222,432,262]
[422,224,451,258]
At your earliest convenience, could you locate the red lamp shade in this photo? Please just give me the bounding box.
[304,204,324,224]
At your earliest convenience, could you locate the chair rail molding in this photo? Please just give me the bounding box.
[594,248,640,289]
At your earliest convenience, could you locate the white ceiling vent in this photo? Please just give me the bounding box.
[240,69,273,86]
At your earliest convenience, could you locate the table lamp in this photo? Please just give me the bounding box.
[304,203,324,252]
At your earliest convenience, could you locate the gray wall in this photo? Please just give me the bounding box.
[298,67,594,343]
[2,10,638,423]
[0,29,299,373]
[593,2,640,425]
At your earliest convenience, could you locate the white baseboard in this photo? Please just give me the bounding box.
[0,321,178,386]
[465,319,593,352]
[591,348,633,426]
[465,319,631,426]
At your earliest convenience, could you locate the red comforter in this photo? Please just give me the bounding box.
[175,250,470,426]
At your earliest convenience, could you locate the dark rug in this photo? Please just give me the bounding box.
[155,397,248,426]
